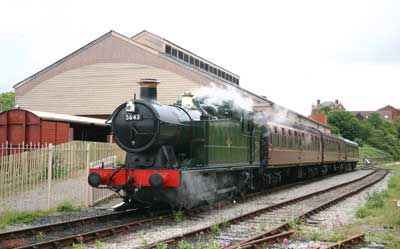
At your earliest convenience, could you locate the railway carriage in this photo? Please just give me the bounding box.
[88,79,359,209]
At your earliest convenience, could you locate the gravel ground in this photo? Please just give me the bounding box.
[90,170,374,249]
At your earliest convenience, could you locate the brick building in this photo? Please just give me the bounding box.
[352,105,400,121]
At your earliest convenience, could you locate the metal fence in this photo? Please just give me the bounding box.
[0,141,125,213]
[88,155,118,207]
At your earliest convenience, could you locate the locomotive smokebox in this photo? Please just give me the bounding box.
[138,78,160,101]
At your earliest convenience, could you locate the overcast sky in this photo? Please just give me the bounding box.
[1,0,400,115]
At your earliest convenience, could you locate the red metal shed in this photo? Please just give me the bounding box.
[0,109,109,146]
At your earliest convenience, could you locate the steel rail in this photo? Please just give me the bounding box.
[322,233,365,249]
[0,208,171,249]
[0,209,139,241]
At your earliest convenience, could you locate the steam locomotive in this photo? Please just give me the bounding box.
[88,79,359,209]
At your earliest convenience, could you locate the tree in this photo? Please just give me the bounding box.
[327,110,400,160]
[0,91,15,112]
[327,110,366,141]
[392,118,400,140]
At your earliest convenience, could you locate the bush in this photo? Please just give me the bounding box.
[365,191,387,209]
[328,110,400,160]
[56,201,80,213]
[355,208,370,218]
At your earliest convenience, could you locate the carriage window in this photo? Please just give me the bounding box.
[281,128,287,147]
[273,127,279,147]
[311,136,314,150]
[288,130,292,148]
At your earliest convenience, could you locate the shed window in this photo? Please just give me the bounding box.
[171,48,177,57]
[184,54,189,62]
[195,59,200,67]
[213,68,218,75]
[165,45,172,55]
[200,61,204,69]
[204,63,209,71]
[178,51,184,60]
[190,56,194,65]
[209,66,214,73]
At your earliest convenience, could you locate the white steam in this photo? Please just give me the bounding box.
[193,83,254,112]
[254,104,290,126]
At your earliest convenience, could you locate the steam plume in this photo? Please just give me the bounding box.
[193,83,254,112]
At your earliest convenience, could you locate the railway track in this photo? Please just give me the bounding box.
[0,208,170,249]
[0,169,378,249]
[144,169,387,248]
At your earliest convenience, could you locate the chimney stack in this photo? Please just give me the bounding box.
[317,99,321,105]
[138,79,160,101]
[335,99,339,104]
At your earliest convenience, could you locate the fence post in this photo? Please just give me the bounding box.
[85,143,91,208]
[47,144,53,210]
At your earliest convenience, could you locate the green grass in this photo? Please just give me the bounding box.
[359,144,394,162]
[301,162,400,248]
[56,201,81,212]
[0,210,52,230]
[0,201,81,231]
[173,210,185,223]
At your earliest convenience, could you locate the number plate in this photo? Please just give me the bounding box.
[125,113,142,121]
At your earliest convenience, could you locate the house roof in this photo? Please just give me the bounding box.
[378,105,400,113]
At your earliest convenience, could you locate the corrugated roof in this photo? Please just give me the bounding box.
[28,110,108,126]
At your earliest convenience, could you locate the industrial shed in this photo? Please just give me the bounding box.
[13,30,330,133]
[0,109,110,146]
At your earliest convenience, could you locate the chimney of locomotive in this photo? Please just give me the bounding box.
[138,79,160,101]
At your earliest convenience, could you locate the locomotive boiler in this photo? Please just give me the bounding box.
[88,79,359,210]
